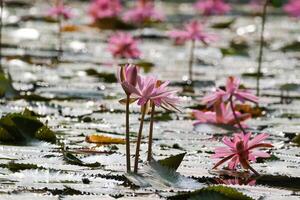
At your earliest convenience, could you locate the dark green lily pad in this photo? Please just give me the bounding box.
[168,185,253,200]
[280,83,300,91]
[281,41,300,52]
[85,69,117,83]
[0,109,56,144]
[0,161,43,172]
[63,152,102,167]
[211,19,235,29]
[292,134,300,146]
[158,153,186,171]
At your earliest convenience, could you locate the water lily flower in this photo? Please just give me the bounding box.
[118,64,138,95]
[122,75,179,109]
[202,76,258,107]
[194,0,231,16]
[193,103,250,127]
[283,0,300,18]
[168,20,217,45]
[108,32,141,59]
[48,4,73,20]
[168,20,217,81]
[212,132,273,175]
[123,0,164,24]
[88,0,122,21]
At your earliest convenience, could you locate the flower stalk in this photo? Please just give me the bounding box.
[188,39,195,82]
[229,95,246,135]
[147,103,155,161]
[0,0,3,69]
[125,94,131,172]
[256,0,269,97]
[56,0,63,60]
[134,103,147,173]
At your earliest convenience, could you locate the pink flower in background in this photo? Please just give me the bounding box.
[284,0,300,18]
[193,103,250,127]
[88,0,122,21]
[212,132,273,172]
[117,64,138,95]
[48,5,73,20]
[202,76,258,107]
[122,75,179,109]
[194,0,231,16]
[123,1,164,24]
[250,0,264,12]
[168,20,217,45]
[108,32,141,59]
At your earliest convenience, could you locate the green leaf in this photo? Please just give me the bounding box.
[0,109,56,144]
[292,134,300,146]
[281,41,300,52]
[63,152,102,167]
[0,72,18,99]
[158,153,186,171]
[85,69,117,83]
[125,161,202,190]
[211,19,235,29]
[0,161,43,172]
[168,185,254,200]
[280,83,300,91]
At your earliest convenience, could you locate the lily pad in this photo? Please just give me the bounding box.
[168,185,253,200]
[158,153,186,171]
[63,152,102,167]
[85,69,117,83]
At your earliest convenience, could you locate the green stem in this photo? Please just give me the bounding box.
[0,0,3,71]
[147,103,155,162]
[256,0,269,97]
[134,104,147,173]
[188,39,195,82]
[229,95,246,135]
[125,95,131,172]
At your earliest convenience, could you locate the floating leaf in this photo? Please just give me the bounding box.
[292,134,300,146]
[0,72,18,99]
[281,41,300,52]
[91,17,134,30]
[86,134,125,144]
[63,152,102,167]
[0,109,56,144]
[85,69,117,83]
[168,185,253,200]
[235,104,266,118]
[158,153,186,171]
[0,161,43,172]
[280,83,300,91]
[211,19,235,29]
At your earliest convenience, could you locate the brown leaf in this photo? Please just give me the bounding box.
[86,134,125,144]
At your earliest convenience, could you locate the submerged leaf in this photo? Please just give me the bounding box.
[158,153,186,171]
[85,134,125,144]
[168,185,253,200]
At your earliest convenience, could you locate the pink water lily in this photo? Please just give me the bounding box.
[123,0,164,24]
[202,76,258,107]
[194,0,231,16]
[117,64,138,95]
[284,0,300,18]
[168,20,217,45]
[88,0,122,21]
[122,75,179,110]
[108,32,141,59]
[48,4,73,20]
[193,103,250,127]
[212,132,273,175]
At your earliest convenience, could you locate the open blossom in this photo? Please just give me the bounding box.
[117,64,138,95]
[168,20,217,45]
[194,0,231,16]
[284,0,300,18]
[212,132,273,171]
[193,103,250,127]
[202,76,258,107]
[108,32,141,59]
[123,1,164,24]
[48,4,73,20]
[122,75,179,110]
[88,0,122,21]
